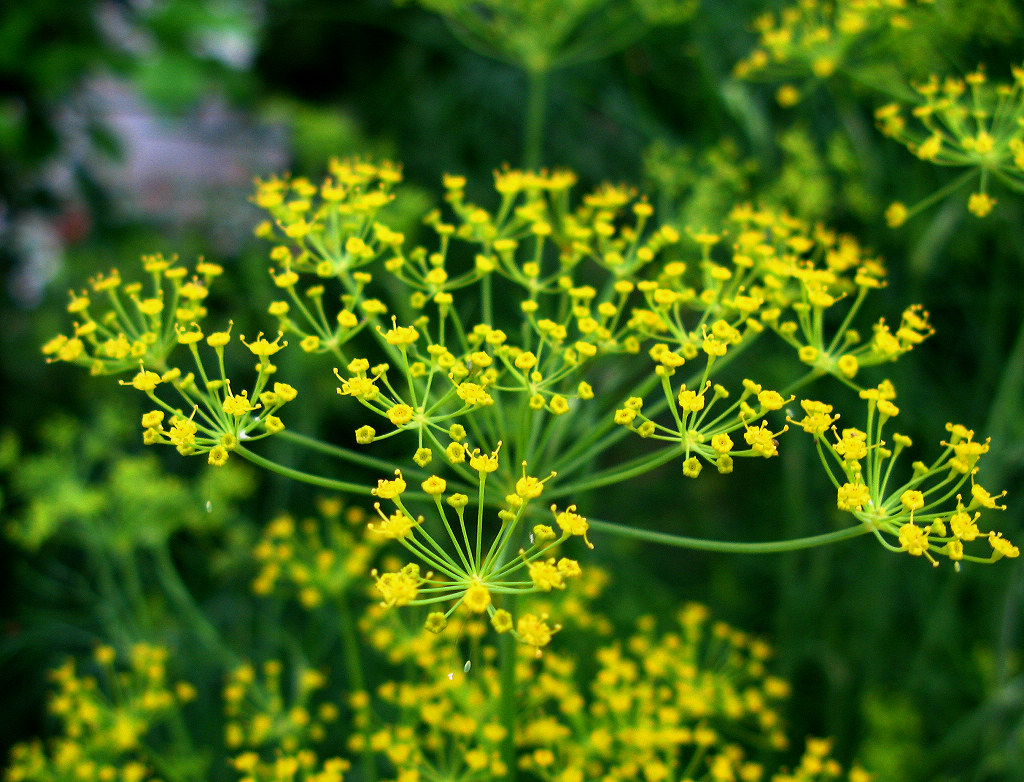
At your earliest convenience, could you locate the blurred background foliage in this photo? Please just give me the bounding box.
[3,0,1024,780]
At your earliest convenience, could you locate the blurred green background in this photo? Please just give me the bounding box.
[3,1,1024,780]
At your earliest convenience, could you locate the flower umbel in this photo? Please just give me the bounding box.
[796,381,1014,567]
[366,447,586,647]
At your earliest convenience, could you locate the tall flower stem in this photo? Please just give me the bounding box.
[523,65,549,171]
[336,594,376,782]
[498,595,519,782]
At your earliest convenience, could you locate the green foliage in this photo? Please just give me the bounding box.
[2,407,254,552]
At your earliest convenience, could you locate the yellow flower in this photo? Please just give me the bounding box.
[491,610,513,633]
[168,416,198,447]
[885,202,908,228]
[383,322,420,346]
[207,327,233,347]
[744,421,786,458]
[463,582,491,613]
[373,564,421,607]
[837,482,871,511]
[967,191,996,217]
[469,447,500,473]
[528,559,566,591]
[387,404,415,426]
[515,473,546,500]
[552,505,593,548]
[677,387,706,413]
[898,523,932,559]
[242,332,286,358]
[949,507,980,541]
[208,446,230,466]
[516,613,557,649]
[421,476,447,496]
[372,471,407,499]
[900,490,925,512]
[369,510,419,539]
[222,391,254,416]
[682,456,702,478]
[833,428,868,463]
[124,368,161,391]
[776,84,800,107]
[989,533,1019,559]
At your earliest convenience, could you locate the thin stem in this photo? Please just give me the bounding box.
[85,537,137,649]
[498,597,518,782]
[117,550,153,632]
[276,429,428,477]
[150,542,238,668]
[544,445,681,501]
[235,445,373,495]
[522,66,548,171]
[586,517,874,553]
[336,594,377,782]
[984,313,1024,446]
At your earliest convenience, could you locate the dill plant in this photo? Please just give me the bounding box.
[9,1,1024,781]
[31,156,1015,780]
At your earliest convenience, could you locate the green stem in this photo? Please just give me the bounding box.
[118,551,153,630]
[586,517,874,553]
[902,168,979,220]
[336,595,376,782]
[498,598,518,782]
[276,429,424,476]
[984,313,1024,449]
[545,445,681,501]
[235,444,374,495]
[150,542,238,668]
[85,537,136,649]
[523,66,549,170]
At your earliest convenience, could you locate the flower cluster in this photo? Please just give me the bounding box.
[255,159,406,360]
[614,377,792,477]
[223,659,343,766]
[131,326,295,466]
[269,165,929,491]
[4,644,196,782]
[876,62,1024,223]
[734,0,931,106]
[44,159,1011,652]
[358,588,869,782]
[518,604,873,782]
[793,381,1016,566]
[366,445,591,649]
[42,254,221,375]
[612,205,930,476]
[42,253,300,468]
[399,0,697,73]
[229,753,350,782]
[252,498,381,609]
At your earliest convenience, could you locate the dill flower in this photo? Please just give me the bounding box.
[5,645,198,781]
[876,62,1024,222]
[735,0,931,97]
[794,382,1015,567]
[365,447,588,646]
[223,658,338,755]
[252,501,380,606]
[44,254,221,376]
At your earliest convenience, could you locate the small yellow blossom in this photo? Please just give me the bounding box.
[463,582,492,613]
[372,471,407,499]
[516,613,557,649]
[553,505,593,548]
